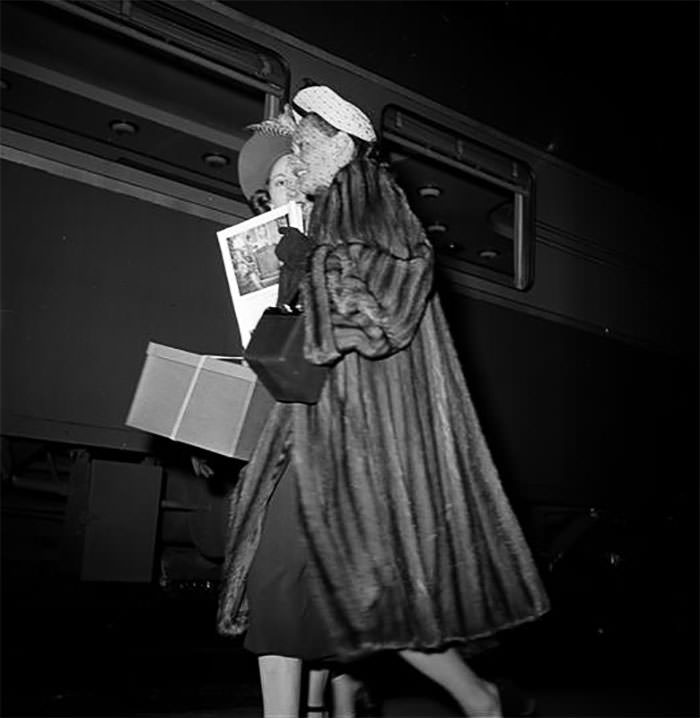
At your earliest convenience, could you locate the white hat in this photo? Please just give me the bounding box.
[292,86,376,143]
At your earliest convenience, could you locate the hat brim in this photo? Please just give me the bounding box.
[238,133,293,200]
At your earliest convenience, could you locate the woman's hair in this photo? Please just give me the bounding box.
[308,157,426,258]
[249,187,272,215]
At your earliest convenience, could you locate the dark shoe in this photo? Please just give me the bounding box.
[495,678,537,717]
[356,683,383,717]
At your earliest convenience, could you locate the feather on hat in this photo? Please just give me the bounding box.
[237,105,297,200]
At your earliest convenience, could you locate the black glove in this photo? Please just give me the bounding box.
[276,226,313,268]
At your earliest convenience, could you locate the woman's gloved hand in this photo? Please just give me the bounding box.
[276,226,313,268]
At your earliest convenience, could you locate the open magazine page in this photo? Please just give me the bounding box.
[217,200,304,348]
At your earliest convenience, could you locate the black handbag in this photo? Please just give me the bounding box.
[243,308,329,404]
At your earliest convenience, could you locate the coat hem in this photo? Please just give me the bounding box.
[218,604,551,661]
[330,605,551,661]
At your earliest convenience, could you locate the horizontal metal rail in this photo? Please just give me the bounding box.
[383,130,530,196]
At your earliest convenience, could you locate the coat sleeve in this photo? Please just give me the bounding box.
[302,240,434,364]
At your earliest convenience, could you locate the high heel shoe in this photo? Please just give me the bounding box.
[355,683,382,717]
[494,677,536,717]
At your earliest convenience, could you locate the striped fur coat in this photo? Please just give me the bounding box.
[217,160,549,659]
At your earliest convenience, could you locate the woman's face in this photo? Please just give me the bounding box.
[268,153,303,208]
[292,117,354,195]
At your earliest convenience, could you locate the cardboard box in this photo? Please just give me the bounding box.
[126,342,274,460]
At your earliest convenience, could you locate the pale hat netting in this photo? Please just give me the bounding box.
[292,86,376,143]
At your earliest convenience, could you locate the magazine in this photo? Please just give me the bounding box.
[217,200,304,348]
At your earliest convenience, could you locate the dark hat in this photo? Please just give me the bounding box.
[238,131,293,200]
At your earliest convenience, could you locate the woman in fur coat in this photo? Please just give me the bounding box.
[218,86,549,717]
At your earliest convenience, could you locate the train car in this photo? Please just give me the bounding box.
[1,0,696,666]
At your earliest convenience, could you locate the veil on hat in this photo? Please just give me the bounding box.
[291,85,376,143]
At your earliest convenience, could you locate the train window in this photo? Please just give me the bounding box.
[0,1,287,204]
[382,106,535,291]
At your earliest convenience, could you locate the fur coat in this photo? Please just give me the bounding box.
[217,160,549,659]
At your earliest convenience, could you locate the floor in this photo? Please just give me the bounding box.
[2,577,697,718]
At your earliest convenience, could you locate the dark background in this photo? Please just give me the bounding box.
[230,0,699,219]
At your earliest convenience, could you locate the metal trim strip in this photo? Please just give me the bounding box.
[1,54,246,154]
[1,129,248,224]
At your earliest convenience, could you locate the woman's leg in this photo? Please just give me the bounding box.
[307,667,330,715]
[331,672,361,718]
[258,655,303,718]
[399,648,500,717]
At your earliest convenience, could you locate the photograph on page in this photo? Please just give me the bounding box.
[217,200,304,348]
